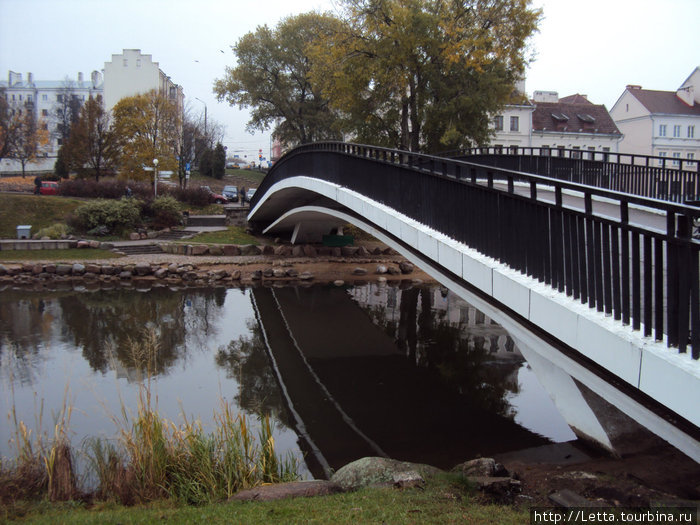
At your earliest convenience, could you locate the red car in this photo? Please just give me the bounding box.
[39,181,58,195]
[202,186,227,204]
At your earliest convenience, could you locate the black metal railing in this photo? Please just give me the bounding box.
[450,146,700,203]
[251,142,700,359]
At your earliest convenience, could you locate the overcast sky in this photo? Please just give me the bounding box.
[1,0,698,159]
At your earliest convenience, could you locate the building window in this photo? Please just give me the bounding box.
[659,124,666,137]
[540,145,551,156]
[42,94,48,101]
[556,145,565,157]
[27,95,32,102]
[659,151,667,166]
[123,59,128,67]
[602,147,610,162]
[42,109,48,116]
[689,126,695,138]
[510,116,519,132]
[587,146,595,160]
[493,116,504,131]
[672,152,681,165]
[673,125,681,138]
[136,59,141,67]
[57,94,63,102]
[572,146,581,159]
[688,153,695,160]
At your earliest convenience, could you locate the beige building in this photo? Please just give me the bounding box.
[609,67,700,167]
[490,89,622,155]
[103,49,184,113]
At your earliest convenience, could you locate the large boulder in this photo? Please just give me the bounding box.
[451,458,498,477]
[330,457,442,491]
[230,480,344,502]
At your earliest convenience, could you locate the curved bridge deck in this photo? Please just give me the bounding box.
[248,142,700,460]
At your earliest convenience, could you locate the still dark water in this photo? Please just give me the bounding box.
[0,283,575,479]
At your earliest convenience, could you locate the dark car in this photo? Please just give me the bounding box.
[222,185,239,202]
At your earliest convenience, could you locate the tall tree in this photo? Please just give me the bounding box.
[212,142,226,179]
[6,106,49,176]
[111,90,180,180]
[52,79,82,148]
[214,12,343,147]
[64,94,117,181]
[0,88,12,162]
[309,0,541,152]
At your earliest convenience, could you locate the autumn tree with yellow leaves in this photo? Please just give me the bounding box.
[309,0,541,152]
[111,90,180,180]
[216,0,540,154]
[4,106,50,176]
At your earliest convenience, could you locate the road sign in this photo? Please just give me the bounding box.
[143,166,154,172]
[159,170,173,179]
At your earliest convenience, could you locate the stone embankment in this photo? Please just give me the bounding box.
[0,250,419,290]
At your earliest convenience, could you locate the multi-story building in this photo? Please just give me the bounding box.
[1,49,184,173]
[489,90,622,155]
[609,67,700,167]
[103,49,184,114]
[1,70,104,166]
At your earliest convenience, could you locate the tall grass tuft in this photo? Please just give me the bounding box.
[88,327,300,505]
[2,328,300,506]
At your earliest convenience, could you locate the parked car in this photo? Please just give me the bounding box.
[201,186,227,204]
[246,188,256,201]
[39,181,58,195]
[222,185,239,202]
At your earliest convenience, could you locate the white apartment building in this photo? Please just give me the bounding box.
[1,49,185,173]
[610,67,700,167]
[0,70,103,165]
[103,49,184,114]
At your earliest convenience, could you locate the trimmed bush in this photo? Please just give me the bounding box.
[147,196,182,229]
[58,179,152,200]
[34,223,70,239]
[70,198,143,235]
[171,186,212,207]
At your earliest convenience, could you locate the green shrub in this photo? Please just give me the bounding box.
[34,223,70,240]
[148,196,182,229]
[70,198,143,235]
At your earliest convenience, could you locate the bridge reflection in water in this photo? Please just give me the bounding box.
[251,283,585,479]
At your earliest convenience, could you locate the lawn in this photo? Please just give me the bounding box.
[0,194,84,239]
[0,248,120,262]
[180,226,260,245]
[4,475,528,524]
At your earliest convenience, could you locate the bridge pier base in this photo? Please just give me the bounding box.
[518,341,666,457]
[290,218,345,244]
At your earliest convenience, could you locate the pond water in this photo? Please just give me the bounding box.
[0,282,575,480]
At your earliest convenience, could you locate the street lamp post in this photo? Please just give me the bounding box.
[195,97,208,145]
[153,158,159,199]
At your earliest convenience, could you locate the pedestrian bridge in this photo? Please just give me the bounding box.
[248,142,700,460]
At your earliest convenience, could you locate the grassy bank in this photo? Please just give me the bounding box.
[5,474,528,524]
[0,194,84,239]
[0,248,120,262]
[180,226,260,246]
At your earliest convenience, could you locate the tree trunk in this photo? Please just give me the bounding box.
[409,76,420,153]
